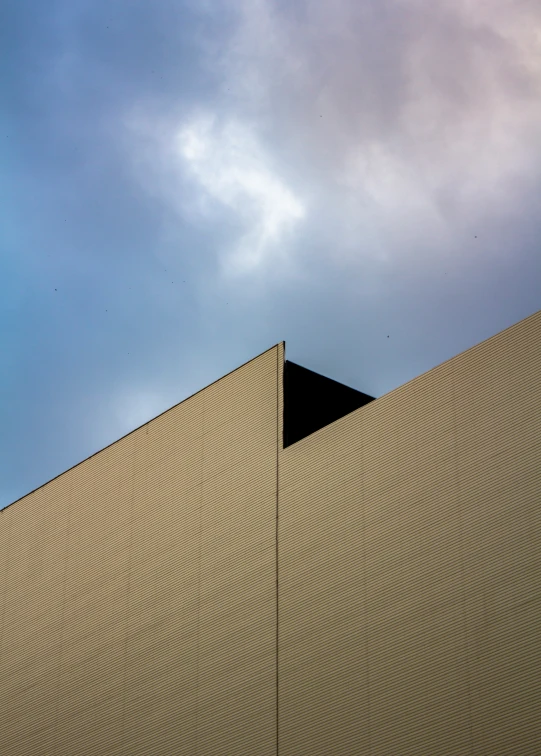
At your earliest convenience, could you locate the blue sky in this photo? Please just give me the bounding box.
[2,0,540,509]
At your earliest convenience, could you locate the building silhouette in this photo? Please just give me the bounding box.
[1,308,540,755]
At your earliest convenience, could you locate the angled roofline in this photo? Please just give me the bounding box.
[1,342,284,513]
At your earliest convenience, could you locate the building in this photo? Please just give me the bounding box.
[1,308,540,755]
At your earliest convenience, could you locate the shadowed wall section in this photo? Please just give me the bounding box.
[283,361,375,448]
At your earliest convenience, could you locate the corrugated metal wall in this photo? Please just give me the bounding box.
[0,344,281,756]
[2,308,540,755]
[278,308,541,755]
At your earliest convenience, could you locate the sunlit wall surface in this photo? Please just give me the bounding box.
[279,309,541,755]
[0,344,282,756]
[1,310,540,755]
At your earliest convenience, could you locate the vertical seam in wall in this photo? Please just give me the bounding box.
[52,477,73,756]
[121,438,137,750]
[196,410,204,755]
[0,512,11,672]
[360,419,372,754]
[276,345,280,756]
[451,364,475,752]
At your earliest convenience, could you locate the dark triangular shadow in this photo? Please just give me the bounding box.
[283,361,375,448]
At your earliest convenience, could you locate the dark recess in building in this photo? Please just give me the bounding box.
[283,360,375,448]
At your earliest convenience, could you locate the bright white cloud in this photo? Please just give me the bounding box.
[176,114,306,275]
[126,0,541,278]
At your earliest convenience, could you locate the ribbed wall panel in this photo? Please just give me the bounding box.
[0,344,280,755]
[3,310,539,755]
[278,309,541,755]
[0,510,11,637]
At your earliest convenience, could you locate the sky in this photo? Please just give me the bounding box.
[2,0,540,510]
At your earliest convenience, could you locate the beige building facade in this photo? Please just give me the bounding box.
[1,308,540,755]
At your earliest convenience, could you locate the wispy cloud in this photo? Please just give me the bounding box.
[125,105,306,277]
[214,0,541,257]
[176,114,306,275]
[124,0,541,281]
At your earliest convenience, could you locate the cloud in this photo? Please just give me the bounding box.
[125,104,306,279]
[121,0,541,332]
[212,0,541,260]
[124,0,541,282]
[176,114,306,275]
